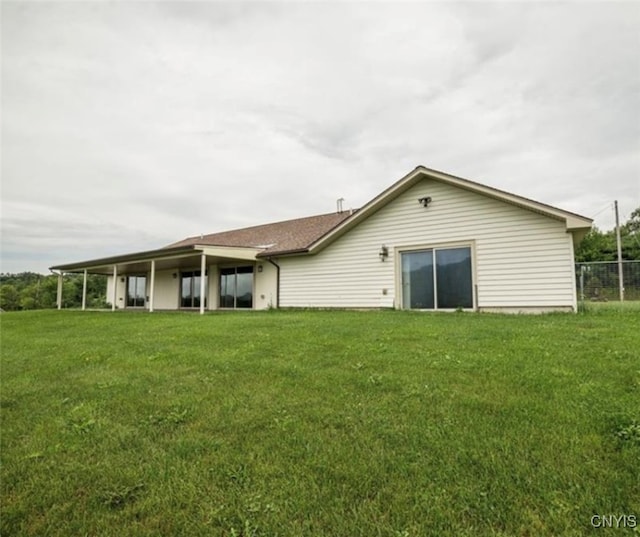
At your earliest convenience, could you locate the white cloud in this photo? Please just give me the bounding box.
[1,1,639,273]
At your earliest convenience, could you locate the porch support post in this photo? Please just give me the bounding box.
[112,265,117,312]
[200,252,206,315]
[82,269,88,311]
[149,260,156,313]
[56,272,63,310]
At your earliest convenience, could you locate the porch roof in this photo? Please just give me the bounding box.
[50,245,263,275]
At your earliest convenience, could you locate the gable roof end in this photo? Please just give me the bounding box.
[305,165,593,255]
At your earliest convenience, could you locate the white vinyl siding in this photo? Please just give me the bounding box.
[278,179,576,310]
[106,276,125,308]
[254,262,278,309]
[152,269,180,310]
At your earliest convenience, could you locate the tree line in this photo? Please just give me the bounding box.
[0,272,108,311]
[574,207,640,301]
[574,207,640,262]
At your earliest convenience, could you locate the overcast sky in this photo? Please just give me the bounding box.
[2,1,639,274]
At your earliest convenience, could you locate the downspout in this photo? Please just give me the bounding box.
[266,258,280,309]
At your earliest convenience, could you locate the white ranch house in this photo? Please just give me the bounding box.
[51,166,593,313]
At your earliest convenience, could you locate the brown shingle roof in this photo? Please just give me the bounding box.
[165,211,356,256]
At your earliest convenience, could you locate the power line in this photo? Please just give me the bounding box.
[590,202,614,220]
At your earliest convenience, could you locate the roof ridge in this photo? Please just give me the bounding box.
[176,210,356,243]
[164,209,357,251]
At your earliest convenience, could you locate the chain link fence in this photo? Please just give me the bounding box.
[576,260,640,301]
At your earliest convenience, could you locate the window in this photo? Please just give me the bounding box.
[126,275,146,308]
[219,266,253,309]
[401,246,472,310]
[181,271,207,308]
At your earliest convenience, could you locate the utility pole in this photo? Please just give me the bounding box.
[615,200,624,302]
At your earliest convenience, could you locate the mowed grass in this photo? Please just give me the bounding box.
[1,309,638,537]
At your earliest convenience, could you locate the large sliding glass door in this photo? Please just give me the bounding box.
[435,247,473,309]
[219,266,253,309]
[126,275,146,308]
[402,250,434,309]
[181,271,207,309]
[401,246,473,310]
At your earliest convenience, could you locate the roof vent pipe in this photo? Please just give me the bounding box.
[337,198,344,214]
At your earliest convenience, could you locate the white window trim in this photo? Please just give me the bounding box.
[178,268,209,310]
[125,274,148,309]
[217,263,256,310]
[394,240,477,311]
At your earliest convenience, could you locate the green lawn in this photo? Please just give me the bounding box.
[1,309,638,536]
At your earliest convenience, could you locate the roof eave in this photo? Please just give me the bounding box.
[49,245,199,272]
[256,247,310,258]
[196,245,263,261]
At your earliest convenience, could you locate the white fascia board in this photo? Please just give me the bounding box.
[50,247,198,273]
[418,167,593,229]
[196,245,262,261]
[564,215,594,231]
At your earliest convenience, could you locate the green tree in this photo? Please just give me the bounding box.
[575,227,617,262]
[38,277,59,309]
[0,272,107,310]
[625,207,640,234]
[20,296,37,310]
[0,284,20,311]
[575,207,640,262]
[19,283,39,310]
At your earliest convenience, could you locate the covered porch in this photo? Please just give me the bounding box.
[50,245,278,313]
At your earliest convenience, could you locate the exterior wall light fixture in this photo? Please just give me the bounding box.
[419,196,432,208]
[379,245,389,261]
